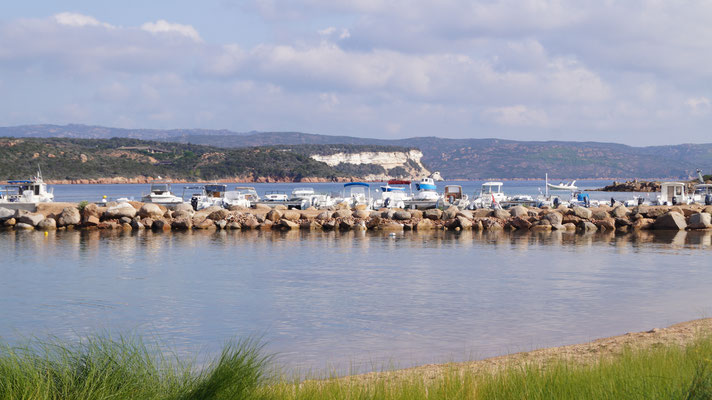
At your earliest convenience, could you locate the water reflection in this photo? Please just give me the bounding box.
[0,228,711,372]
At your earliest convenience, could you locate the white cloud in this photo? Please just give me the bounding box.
[141,20,202,42]
[54,12,113,29]
[686,97,712,116]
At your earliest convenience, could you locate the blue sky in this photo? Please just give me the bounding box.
[1,1,711,145]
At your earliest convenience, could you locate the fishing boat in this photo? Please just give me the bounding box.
[373,180,412,209]
[655,182,693,206]
[0,168,54,210]
[140,182,184,206]
[404,178,441,209]
[340,182,373,209]
[441,185,469,208]
[469,182,509,209]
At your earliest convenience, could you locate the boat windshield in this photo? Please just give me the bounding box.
[151,183,170,192]
[695,185,712,194]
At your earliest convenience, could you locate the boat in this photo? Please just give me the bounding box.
[289,187,336,209]
[500,194,537,209]
[340,182,373,209]
[373,180,412,209]
[547,180,578,191]
[0,168,54,210]
[655,182,693,206]
[469,182,509,209]
[221,189,252,209]
[263,191,289,202]
[187,184,228,210]
[440,185,469,208]
[233,187,260,203]
[404,178,442,209]
[692,184,712,205]
[140,182,184,206]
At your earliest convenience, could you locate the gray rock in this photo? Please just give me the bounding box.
[492,209,511,220]
[456,216,472,229]
[653,212,687,230]
[173,203,194,214]
[226,221,241,230]
[266,209,282,222]
[339,220,355,230]
[333,209,352,219]
[17,213,45,227]
[573,206,593,219]
[393,211,412,221]
[130,219,145,230]
[208,209,231,221]
[591,209,609,220]
[15,222,34,230]
[215,220,227,229]
[104,202,137,219]
[171,217,192,230]
[57,207,81,226]
[509,206,528,218]
[37,218,57,230]
[611,205,630,219]
[316,211,331,221]
[139,203,164,219]
[353,210,370,219]
[282,210,301,221]
[0,207,14,221]
[687,213,712,229]
[424,209,442,220]
[119,217,132,224]
[443,206,459,220]
[580,221,598,232]
[543,212,563,226]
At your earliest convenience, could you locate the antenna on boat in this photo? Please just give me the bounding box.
[545,173,549,198]
[36,164,43,181]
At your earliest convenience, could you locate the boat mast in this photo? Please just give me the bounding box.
[545,173,549,198]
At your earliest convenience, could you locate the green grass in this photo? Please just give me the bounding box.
[2,334,712,399]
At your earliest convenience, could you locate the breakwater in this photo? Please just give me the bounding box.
[2,201,711,233]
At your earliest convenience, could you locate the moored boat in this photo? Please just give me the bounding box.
[0,169,54,210]
[141,182,184,206]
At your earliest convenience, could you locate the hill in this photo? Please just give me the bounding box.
[0,137,428,182]
[2,124,711,179]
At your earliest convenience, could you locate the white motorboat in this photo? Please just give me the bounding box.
[340,182,373,209]
[373,180,412,209]
[141,182,184,205]
[470,181,509,209]
[0,169,54,209]
[692,184,712,205]
[188,184,228,210]
[655,182,693,206]
[263,191,289,202]
[404,178,443,209]
[221,189,251,209]
[547,180,578,191]
[290,187,336,209]
[441,185,469,208]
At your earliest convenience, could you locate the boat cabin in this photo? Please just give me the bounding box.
[480,182,504,195]
[148,183,172,195]
[659,182,687,205]
[444,185,463,202]
[233,187,260,202]
[205,184,227,198]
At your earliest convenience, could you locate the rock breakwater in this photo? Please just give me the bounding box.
[2,202,712,234]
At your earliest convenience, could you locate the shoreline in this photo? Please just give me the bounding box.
[349,317,712,382]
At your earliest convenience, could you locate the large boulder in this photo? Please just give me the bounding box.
[139,203,164,219]
[282,209,301,221]
[17,213,45,227]
[393,211,412,221]
[266,209,282,222]
[353,209,370,219]
[443,206,459,220]
[173,203,194,214]
[81,203,102,222]
[687,213,712,230]
[653,212,687,230]
[572,206,593,219]
[632,218,655,230]
[332,209,352,219]
[280,219,299,230]
[508,217,532,230]
[509,206,528,218]
[37,218,57,230]
[492,209,511,220]
[57,207,81,226]
[543,212,563,226]
[579,221,598,232]
[456,216,472,230]
[0,207,13,221]
[415,218,434,231]
[316,211,331,221]
[171,217,193,230]
[424,209,442,220]
[104,202,137,219]
[611,205,630,219]
[591,209,609,220]
[593,218,616,231]
[207,209,231,221]
[473,209,492,218]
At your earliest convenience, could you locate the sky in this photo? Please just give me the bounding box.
[1,0,711,145]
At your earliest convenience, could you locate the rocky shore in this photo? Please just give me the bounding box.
[2,201,711,233]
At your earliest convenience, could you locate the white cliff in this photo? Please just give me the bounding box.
[310,149,430,180]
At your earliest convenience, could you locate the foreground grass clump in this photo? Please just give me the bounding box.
[0,335,269,400]
[3,334,712,399]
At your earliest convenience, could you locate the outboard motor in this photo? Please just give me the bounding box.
[190,196,199,211]
[384,197,391,208]
[672,196,678,205]
[584,196,590,207]
[553,197,560,207]
[610,197,615,207]
[706,194,712,206]
[638,197,644,206]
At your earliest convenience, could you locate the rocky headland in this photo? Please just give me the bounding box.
[2,201,711,234]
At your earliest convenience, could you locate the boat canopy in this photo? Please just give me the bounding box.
[415,182,437,191]
[388,180,411,185]
[7,180,33,184]
[344,182,370,188]
[482,181,504,186]
[205,184,227,193]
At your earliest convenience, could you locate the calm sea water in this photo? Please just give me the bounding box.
[1,225,711,373]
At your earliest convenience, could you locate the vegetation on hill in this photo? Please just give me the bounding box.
[3,124,712,179]
[0,137,417,181]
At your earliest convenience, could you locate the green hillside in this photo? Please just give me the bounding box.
[0,137,414,181]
